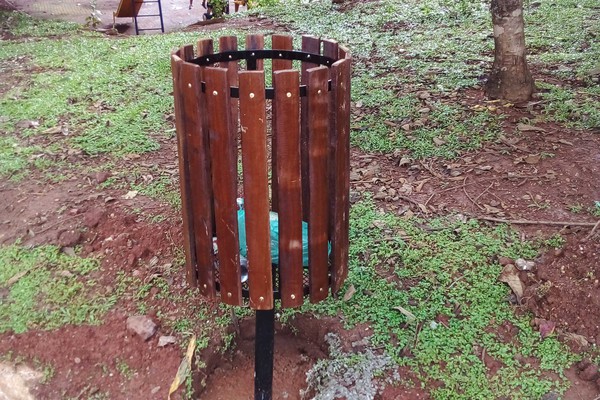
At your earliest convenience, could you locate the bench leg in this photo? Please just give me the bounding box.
[255,308,274,400]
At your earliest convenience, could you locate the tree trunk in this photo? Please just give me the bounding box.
[485,0,534,102]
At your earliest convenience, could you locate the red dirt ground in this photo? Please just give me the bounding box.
[1,3,600,400]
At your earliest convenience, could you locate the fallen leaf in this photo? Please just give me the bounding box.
[122,190,138,200]
[562,332,589,347]
[168,334,196,400]
[538,319,556,339]
[42,126,63,135]
[517,123,545,132]
[343,284,356,302]
[417,203,429,214]
[484,204,502,214]
[393,306,416,322]
[558,139,573,146]
[7,270,29,286]
[499,264,523,301]
[524,154,541,164]
[433,137,446,146]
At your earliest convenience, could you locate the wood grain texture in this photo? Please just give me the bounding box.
[270,34,293,213]
[245,34,264,71]
[300,35,321,221]
[219,36,239,136]
[330,58,351,294]
[239,71,273,309]
[171,53,198,289]
[306,66,330,303]
[273,70,304,308]
[205,67,242,305]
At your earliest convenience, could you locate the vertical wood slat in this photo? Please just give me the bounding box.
[219,36,239,135]
[171,52,198,289]
[270,34,293,213]
[189,38,216,297]
[273,70,304,308]
[306,66,330,303]
[322,39,339,259]
[205,67,242,305]
[239,71,273,310]
[300,35,321,221]
[180,61,217,298]
[330,58,351,294]
[245,34,265,71]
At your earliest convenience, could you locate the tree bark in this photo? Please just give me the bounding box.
[485,0,534,102]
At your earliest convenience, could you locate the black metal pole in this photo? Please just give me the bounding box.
[254,308,274,400]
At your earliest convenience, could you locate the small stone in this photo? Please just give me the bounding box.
[74,357,81,364]
[540,392,559,400]
[94,171,111,184]
[497,256,513,266]
[349,171,361,181]
[83,208,105,228]
[151,386,161,395]
[126,315,158,341]
[58,270,74,278]
[158,336,177,347]
[515,258,535,271]
[58,230,82,247]
[579,364,599,381]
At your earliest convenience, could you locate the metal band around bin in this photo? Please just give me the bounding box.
[192,49,336,99]
[191,49,336,68]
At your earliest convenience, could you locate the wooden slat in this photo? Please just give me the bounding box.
[270,34,293,213]
[239,71,272,309]
[273,70,303,308]
[300,35,321,221]
[330,58,351,294]
[245,34,265,71]
[197,39,217,240]
[205,67,242,305]
[219,36,239,135]
[180,62,216,297]
[271,35,293,72]
[171,52,198,289]
[306,66,330,303]
[322,39,339,250]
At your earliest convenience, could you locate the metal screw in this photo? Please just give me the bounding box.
[213,90,218,96]
[250,92,255,99]
[286,92,292,98]
[188,83,192,88]
[251,52,255,56]
[291,294,296,300]
[307,54,311,59]
[203,284,207,289]
[227,292,232,298]
[319,287,324,292]
[228,55,232,59]
[279,53,282,57]
[317,89,322,94]
[259,296,264,302]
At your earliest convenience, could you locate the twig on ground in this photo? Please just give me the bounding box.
[463,177,485,211]
[34,214,79,235]
[471,215,598,227]
[584,220,600,241]
[473,182,495,204]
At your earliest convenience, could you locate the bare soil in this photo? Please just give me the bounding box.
[1,4,599,400]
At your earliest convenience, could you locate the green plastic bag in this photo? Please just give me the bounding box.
[237,209,311,266]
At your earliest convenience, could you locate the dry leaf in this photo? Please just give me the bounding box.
[499,264,523,301]
[433,137,446,146]
[562,332,589,347]
[484,204,502,214]
[517,123,545,132]
[393,306,416,322]
[417,203,429,214]
[168,334,196,400]
[343,284,356,302]
[524,154,541,164]
[538,319,556,339]
[122,190,138,200]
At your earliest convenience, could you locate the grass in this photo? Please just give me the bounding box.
[0,244,118,334]
[282,197,578,399]
[0,1,597,398]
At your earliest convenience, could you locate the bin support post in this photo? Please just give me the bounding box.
[254,308,274,400]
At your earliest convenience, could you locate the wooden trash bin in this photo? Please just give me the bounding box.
[170,34,351,399]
